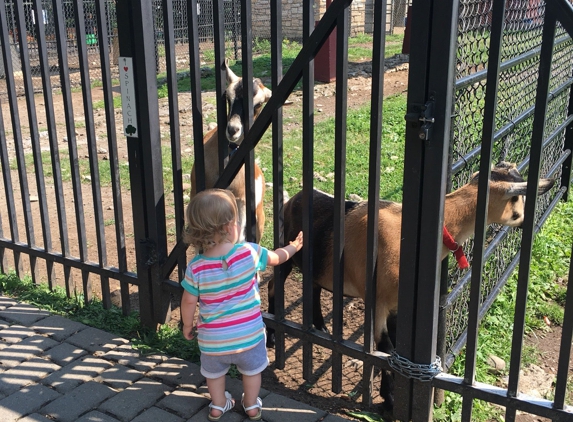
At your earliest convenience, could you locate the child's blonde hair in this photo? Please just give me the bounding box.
[183,188,238,252]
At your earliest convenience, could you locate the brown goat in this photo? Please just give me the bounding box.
[190,61,271,243]
[268,162,555,411]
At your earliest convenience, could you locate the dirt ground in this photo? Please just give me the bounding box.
[0,54,570,421]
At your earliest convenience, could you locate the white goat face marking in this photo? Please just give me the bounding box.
[225,78,270,144]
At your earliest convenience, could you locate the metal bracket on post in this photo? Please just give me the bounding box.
[405,100,435,142]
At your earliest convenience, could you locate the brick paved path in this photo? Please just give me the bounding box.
[0,296,351,422]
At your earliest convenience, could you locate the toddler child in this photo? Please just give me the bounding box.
[181,188,303,421]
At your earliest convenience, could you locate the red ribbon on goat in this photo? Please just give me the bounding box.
[442,226,469,269]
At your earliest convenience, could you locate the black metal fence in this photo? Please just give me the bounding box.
[0,0,406,97]
[0,0,572,420]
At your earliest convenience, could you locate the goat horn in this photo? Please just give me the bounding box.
[503,178,556,198]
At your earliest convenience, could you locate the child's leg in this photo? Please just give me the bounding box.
[207,375,228,418]
[242,373,262,418]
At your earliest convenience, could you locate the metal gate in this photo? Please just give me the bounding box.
[1,0,573,420]
[397,0,573,420]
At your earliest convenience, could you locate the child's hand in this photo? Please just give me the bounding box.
[182,324,194,340]
[289,231,303,251]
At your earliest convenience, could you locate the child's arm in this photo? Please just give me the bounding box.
[266,231,303,266]
[181,290,198,340]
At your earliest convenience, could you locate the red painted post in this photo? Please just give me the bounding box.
[314,0,336,82]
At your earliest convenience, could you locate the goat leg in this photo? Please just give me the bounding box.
[377,313,397,413]
[266,260,293,348]
[312,284,328,333]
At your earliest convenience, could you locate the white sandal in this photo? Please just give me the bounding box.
[241,394,263,421]
[208,391,235,421]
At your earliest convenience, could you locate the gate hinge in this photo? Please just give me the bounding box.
[404,100,435,141]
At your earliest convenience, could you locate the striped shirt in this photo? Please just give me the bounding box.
[182,243,268,355]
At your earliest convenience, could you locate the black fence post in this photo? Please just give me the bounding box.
[116,0,171,328]
[394,0,458,419]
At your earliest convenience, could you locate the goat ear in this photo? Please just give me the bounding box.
[224,59,240,84]
[254,78,272,102]
[262,86,272,102]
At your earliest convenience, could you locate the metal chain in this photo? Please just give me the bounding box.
[388,350,443,382]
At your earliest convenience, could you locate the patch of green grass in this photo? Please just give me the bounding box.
[348,33,404,62]
[93,95,122,111]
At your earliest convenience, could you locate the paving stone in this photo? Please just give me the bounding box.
[44,342,87,366]
[147,357,205,390]
[0,335,59,369]
[96,364,144,390]
[255,393,327,422]
[0,383,61,422]
[0,318,10,331]
[66,327,128,354]
[157,389,209,419]
[98,377,172,421]
[76,410,121,422]
[0,297,17,310]
[0,357,60,395]
[102,344,165,372]
[130,406,184,422]
[33,315,88,341]
[17,414,54,422]
[40,381,116,422]
[41,356,113,393]
[0,325,35,344]
[0,303,50,325]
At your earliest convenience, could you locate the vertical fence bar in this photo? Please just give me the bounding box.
[362,0,386,406]
[505,7,556,422]
[393,0,434,417]
[461,0,505,419]
[0,16,21,275]
[562,85,573,198]
[270,0,286,370]
[188,0,205,194]
[553,241,573,409]
[0,100,17,274]
[95,0,129,311]
[213,0,227,174]
[395,0,458,419]
[241,0,256,243]
[331,0,349,394]
[52,0,86,298]
[11,0,43,283]
[117,0,170,326]
[31,0,61,289]
[301,0,315,382]
[410,0,458,417]
[162,0,186,283]
[74,0,109,304]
